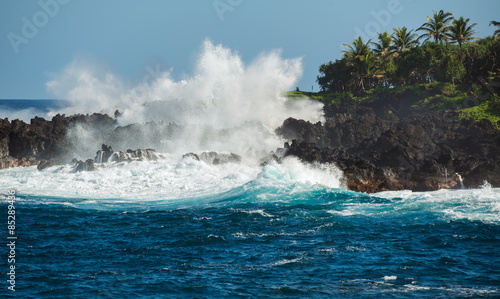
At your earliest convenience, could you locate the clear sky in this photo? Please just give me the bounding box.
[1,0,499,99]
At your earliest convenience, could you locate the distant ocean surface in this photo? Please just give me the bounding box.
[0,99,68,121]
[1,100,500,298]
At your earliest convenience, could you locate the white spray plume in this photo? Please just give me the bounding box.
[46,39,324,156]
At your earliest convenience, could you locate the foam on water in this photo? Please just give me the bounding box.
[1,155,257,207]
[0,156,342,208]
[1,156,499,223]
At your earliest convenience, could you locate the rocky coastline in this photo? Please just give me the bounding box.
[0,113,115,169]
[1,93,499,193]
[277,94,500,192]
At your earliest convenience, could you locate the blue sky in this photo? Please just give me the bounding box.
[1,0,499,99]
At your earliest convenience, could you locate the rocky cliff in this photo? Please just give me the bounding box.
[277,95,500,192]
[0,113,115,168]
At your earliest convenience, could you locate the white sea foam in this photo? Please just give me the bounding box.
[256,157,346,189]
[270,257,303,266]
[383,275,398,281]
[1,151,499,222]
[240,209,274,217]
[0,156,345,209]
[2,157,499,222]
[0,156,256,204]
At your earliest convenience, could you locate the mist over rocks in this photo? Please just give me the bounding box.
[0,40,324,169]
[36,143,165,172]
[2,100,499,193]
[2,93,499,193]
[41,40,325,159]
[0,111,276,171]
[105,148,162,163]
[0,113,115,169]
[199,152,242,165]
[75,159,96,172]
[277,97,500,192]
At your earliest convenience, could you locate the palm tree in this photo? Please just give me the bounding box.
[342,37,372,91]
[417,10,453,44]
[371,31,393,57]
[490,20,500,39]
[371,32,393,82]
[342,36,371,60]
[391,27,419,53]
[447,17,478,47]
[359,51,379,89]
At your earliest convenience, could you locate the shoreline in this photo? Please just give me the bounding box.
[277,88,500,193]
[1,87,500,193]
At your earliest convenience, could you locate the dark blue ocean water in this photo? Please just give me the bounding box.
[2,185,500,298]
[0,99,67,121]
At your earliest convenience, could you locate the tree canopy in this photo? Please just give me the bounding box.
[490,20,500,39]
[417,10,453,44]
[317,12,499,96]
[447,17,478,47]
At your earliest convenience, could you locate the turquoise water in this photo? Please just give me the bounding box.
[1,158,499,298]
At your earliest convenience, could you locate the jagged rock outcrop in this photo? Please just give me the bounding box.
[37,158,65,171]
[0,118,10,161]
[95,144,114,163]
[182,153,200,161]
[1,113,115,169]
[94,144,161,163]
[199,151,242,165]
[278,96,500,192]
[36,145,163,172]
[75,159,96,172]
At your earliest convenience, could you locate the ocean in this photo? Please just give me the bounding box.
[1,96,500,298]
[1,151,499,297]
[0,99,68,122]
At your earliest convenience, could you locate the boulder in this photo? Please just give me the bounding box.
[182,153,200,161]
[37,158,66,171]
[75,159,96,172]
[94,144,114,163]
[199,151,242,165]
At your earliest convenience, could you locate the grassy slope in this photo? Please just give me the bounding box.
[284,82,500,128]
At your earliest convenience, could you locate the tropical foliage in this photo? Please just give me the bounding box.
[417,10,453,44]
[317,12,499,96]
[447,17,478,47]
[391,27,419,53]
[491,21,500,39]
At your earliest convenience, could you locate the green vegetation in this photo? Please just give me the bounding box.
[287,81,470,108]
[492,21,500,39]
[313,10,500,127]
[447,17,478,47]
[460,100,500,129]
[284,90,345,106]
[417,10,453,44]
